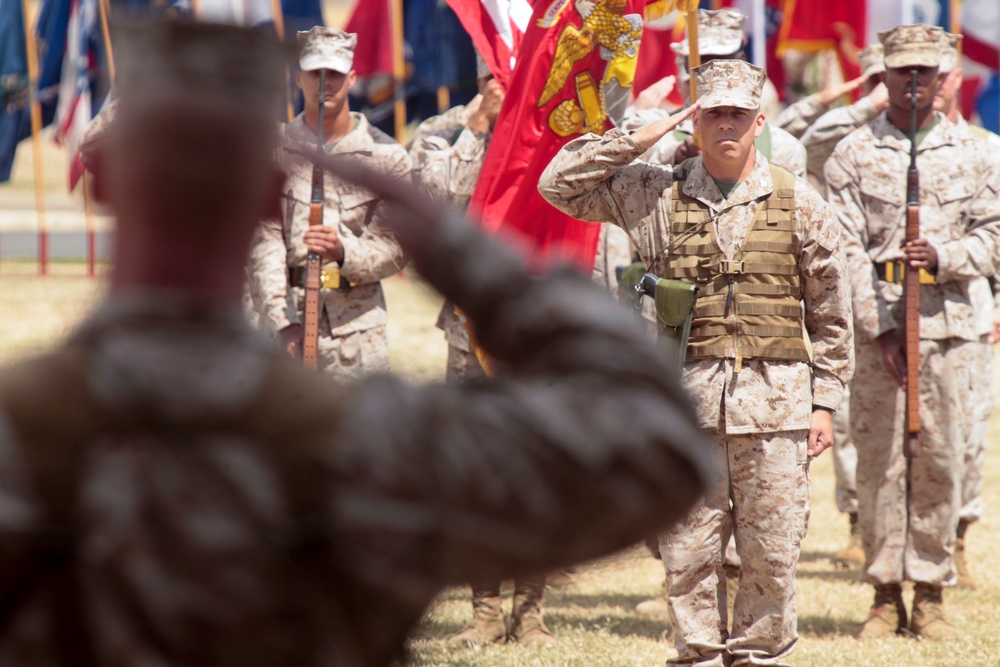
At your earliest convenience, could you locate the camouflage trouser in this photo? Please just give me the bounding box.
[832,386,858,515]
[852,338,974,586]
[960,339,993,523]
[660,427,809,667]
[317,326,390,379]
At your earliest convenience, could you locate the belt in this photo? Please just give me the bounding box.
[875,261,937,285]
[288,266,352,290]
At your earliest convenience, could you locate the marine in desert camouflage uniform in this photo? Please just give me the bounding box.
[932,31,1000,591]
[0,19,714,666]
[824,24,1000,640]
[782,44,892,570]
[248,27,410,378]
[540,59,854,667]
[408,65,558,647]
[629,9,806,179]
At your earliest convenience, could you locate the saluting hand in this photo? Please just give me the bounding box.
[629,102,701,152]
[304,226,345,263]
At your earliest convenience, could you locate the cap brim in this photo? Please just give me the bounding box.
[699,92,758,110]
[884,52,942,69]
[299,54,353,73]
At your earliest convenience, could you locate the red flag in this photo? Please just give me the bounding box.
[776,0,866,83]
[470,0,656,273]
[343,0,393,77]
[632,16,684,107]
[446,0,536,89]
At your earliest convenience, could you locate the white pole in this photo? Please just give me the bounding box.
[752,0,765,68]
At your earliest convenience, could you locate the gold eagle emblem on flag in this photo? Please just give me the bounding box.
[539,0,643,136]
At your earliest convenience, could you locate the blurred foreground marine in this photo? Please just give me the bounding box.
[248,26,410,378]
[540,59,854,667]
[0,20,712,666]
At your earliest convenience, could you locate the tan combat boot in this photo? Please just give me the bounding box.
[635,579,671,616]
[833,513,865,569]
[856,583,906,640]
[910,583,958,640]
[509,576,556,646]
[955,519,977,590]
[446,582,507,647]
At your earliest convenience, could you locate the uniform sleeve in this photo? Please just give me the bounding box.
[773,94,829,139]
[248,213,298,333]
[770,128,807,178]
[795,181,855,410]
[330,209,713,599]
[411,127,488,210]
[934,157,1000,284]
[824,142,896,342]
[338,150,412,284]
[801,100,878,183]
[538,128,674,227]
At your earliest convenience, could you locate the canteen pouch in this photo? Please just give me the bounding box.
[653,278,698,368]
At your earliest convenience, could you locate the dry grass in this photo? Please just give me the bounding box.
[1,269,999,667]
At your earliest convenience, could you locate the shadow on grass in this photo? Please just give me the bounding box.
[545,610,672,641]
[544,591,652,610]
[797,613,861,638]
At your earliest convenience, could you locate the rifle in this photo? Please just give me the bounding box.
[302,70,327,372]
[903,70,921,458]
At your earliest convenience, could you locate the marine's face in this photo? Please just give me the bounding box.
[694,105,763,164]
[886,65,942,112]
[297,68,355,116]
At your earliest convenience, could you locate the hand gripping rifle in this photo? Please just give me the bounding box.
[302,70,326,372]
[904,69,921,459]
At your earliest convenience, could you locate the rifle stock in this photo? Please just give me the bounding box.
[302,70,326,372]
[904,70,921,458]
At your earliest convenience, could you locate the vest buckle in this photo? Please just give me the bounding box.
[718,260,745,275]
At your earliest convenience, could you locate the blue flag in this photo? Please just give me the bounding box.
[0,0,72,183]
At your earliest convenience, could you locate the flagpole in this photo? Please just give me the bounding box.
[751,0,765,68]
[390,0,406,141]
[97,0,116,79]
[269,0,295,122]
[21,0,48,276]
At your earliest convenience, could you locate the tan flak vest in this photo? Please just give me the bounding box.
[656,159,810,368]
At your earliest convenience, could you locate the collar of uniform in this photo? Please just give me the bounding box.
[681,149,773,211]
[284,111,374,156]
[870,110,956,153]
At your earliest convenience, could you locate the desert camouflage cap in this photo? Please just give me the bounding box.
[114,20,290,118]
[298,26,356,73]
[879,24,944,69]
[692,59,765,110]
[672,9,745,57]
[938,31,962,73]
[858,44,885,79]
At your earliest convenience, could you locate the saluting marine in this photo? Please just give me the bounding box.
[540,58,854,667]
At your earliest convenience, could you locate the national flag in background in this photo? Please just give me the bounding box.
[56,0,100,191]
[446,0,534,88]
[0,0,73,183]
[959,0,999,132]
[469,0,672,272]
[774,0,866,88]
[343,0,392,77]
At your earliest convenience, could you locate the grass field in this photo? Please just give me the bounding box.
[1,270,999,667]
